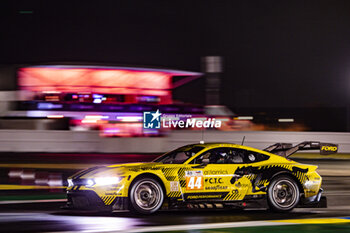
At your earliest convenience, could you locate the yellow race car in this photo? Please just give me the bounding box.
[66,141,336,214]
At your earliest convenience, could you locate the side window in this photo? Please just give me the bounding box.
[191,149,219,164]
[243,150,269,163]
[192,148,270,164]
[192,148,244,164]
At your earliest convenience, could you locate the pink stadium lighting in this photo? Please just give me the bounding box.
[18,65,202,105]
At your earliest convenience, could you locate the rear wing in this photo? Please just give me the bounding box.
[264,141,338,158]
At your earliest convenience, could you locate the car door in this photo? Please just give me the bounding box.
[181,147,252,201]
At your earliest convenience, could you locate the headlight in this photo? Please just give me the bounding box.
[93,177,122,186]
[67,178,74,187]
[85,179,95,187]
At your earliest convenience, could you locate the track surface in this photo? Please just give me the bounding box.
[0,153,349,232]
[0,183,349,233]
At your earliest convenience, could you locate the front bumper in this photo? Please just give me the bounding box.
[298,188,327,208]
[64,190,129,212]
[65,190,112,212]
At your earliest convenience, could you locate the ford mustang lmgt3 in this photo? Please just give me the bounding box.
[66,141,337,214]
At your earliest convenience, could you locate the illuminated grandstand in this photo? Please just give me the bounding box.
[17,65,203,136]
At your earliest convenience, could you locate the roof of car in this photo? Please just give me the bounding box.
[187,142,248,149]
[189,142,236,146]
[185,142,272,155]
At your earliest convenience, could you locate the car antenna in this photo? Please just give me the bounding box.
[241,136,245,145]
[200,128,205,144]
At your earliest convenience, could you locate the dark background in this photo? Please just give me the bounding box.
[1,0,350,130]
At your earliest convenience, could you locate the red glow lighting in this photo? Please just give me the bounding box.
[18,67,172,96]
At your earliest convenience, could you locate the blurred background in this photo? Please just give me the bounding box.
[1,1,350,232]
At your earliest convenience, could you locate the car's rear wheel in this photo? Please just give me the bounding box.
[267,175,300,212]
[129,177,164,214]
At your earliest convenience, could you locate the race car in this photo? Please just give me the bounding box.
[65,141,337,214]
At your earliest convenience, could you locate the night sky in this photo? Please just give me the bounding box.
[2,0,350,110]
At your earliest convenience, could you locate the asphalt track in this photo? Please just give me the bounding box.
[0,154,349,232]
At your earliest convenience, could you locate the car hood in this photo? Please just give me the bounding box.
[71,162,164,179]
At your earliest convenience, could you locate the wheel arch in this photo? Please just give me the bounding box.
[270,171,304,194]
[128,172,167,197]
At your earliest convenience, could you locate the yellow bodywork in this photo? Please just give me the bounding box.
[67,143,322,207]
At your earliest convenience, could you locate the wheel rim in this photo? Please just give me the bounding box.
[272,179,297,208]
[134,181,162,210]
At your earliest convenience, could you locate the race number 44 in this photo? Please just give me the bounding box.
[186,176,203,190]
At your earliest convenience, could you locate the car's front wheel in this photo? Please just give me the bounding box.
[267,175,300,212]
[129,177,164,214]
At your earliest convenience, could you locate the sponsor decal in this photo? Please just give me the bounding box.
[106,185,122,191]
[321,146,337,151]
[204,170,228,175]
[230,189,239,194]
[205,185,228,190]
[185,170,203,177]
[320,143,338,155]
[143,110,222,129]
[105,192,122,195]
[205,177,223,184]
[170,181,179,192]
[186,194,222,199]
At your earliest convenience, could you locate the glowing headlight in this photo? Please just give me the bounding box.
[67,178,74,187]
[85,179,95,187]
[94,177,122,186]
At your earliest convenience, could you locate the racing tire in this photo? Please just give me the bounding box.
[129,177,164,214]
[267,175,300,212]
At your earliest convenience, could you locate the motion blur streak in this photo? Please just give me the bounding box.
[0,213,140,233]
[0,184,66,190]
[1,163,96,169]
[109,220,297,233]
[1,212,350,233]
[122,218,350,233]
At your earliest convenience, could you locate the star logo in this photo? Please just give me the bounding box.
[143,110,162,129]
[150,109,161,122]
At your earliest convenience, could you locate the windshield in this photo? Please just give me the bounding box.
[153,146,205,164]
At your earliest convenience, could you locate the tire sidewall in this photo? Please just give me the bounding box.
[129,178,164,214]
[267,175,300,212]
